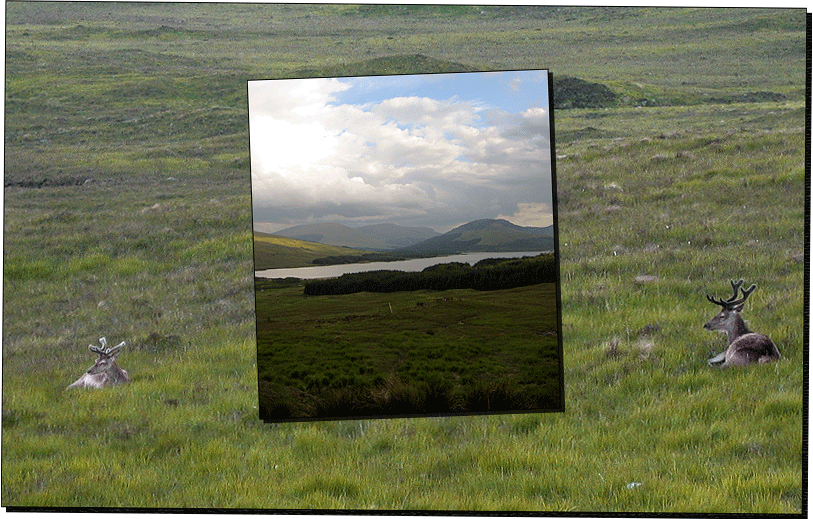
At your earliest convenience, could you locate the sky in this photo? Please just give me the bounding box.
[249,69,553,234]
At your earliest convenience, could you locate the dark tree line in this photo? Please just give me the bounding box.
[303,254,557,296]
[311,252,407,265]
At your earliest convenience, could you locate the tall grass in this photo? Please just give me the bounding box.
[2,3,806,513]
[256,284,562,420]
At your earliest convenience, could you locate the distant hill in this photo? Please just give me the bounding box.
[396,219,555,255]
[253,232,372,270]
[296,53,478,78]
[259,219,554,268]
[272,222,440,251]
[552,76,618,109]
[356,223,441,249]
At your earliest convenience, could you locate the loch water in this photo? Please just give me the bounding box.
[255,251,550,280]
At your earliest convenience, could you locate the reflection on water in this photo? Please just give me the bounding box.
[255,251,550,280]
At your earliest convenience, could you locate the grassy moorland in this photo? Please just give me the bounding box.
[254,232,372,270]
[256,282,562,420]
[2,4,807,513]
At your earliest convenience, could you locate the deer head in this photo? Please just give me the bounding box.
[703,279,756,342]
[67,337,130,389]
[87,337,125,373]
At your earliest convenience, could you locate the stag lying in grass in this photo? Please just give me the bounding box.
[67,337,131,389]
[704,279,781,367]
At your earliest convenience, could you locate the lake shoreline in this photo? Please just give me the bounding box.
[255,251,552,280]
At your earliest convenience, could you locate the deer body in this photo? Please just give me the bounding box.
[704,279,780,367]
[67,337,130,389]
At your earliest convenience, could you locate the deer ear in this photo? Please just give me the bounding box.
[733,303,745,312]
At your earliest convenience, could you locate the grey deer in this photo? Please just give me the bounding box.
[67,337,131,389]
[704,279,781,367]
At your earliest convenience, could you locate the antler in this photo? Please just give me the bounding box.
[706,279,757,309]
[727,279,744,302]
[88,337,126,356]
[88,337,108,355]
[108,340,126,355]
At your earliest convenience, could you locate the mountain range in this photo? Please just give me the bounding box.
[270,218,554,255]
[272,222,441,251]
[394,219,554,255]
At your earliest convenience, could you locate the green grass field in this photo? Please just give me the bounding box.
[2,4,807,513]
[254,232,372,270]
[256,283,562,420]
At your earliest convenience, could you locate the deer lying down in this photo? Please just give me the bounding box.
[704,279,781,367]
[67,337,130,389]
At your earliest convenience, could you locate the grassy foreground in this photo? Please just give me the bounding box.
[2,4,807,513]
[256,283,562,420]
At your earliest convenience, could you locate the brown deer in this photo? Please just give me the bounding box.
[67,337,131,389]
[704,279,781,367]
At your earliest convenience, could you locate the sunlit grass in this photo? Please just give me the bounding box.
[2,3,806,514]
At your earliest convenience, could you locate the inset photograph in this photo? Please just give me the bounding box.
[249,70,561,422]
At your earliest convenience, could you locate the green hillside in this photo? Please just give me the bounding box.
[398,219,555,255]
[271,222,440,251]
[253,232,371,270]
[296,53,478,78]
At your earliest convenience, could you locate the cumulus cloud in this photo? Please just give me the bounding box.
[249,70,553,231]
[497,202,554,228]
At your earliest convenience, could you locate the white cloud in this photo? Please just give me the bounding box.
[250,117,338,174]
[372,96,479,129]
[248,78,350,122]
[249,73,553,231]
[497,202,554,228]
